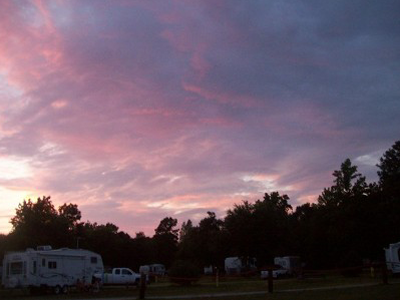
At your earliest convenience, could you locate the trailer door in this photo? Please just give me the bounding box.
[30,257,38,286]
[65,256,86,285]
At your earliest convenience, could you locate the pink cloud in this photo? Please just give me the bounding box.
[0,2,65,92]
[0,0,397,236]
[183,82,259,107]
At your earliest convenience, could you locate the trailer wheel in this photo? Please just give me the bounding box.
[53,285,61,295]
[62,285,69,294]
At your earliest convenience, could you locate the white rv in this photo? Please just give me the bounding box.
[224,257,256,275]
[274,256,300,274]
[385,242,400,274]
[261,256,301,279]
[139,264,166,276]
[2,246,104,294]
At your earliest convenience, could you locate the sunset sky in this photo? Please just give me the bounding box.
[0,0,399,236]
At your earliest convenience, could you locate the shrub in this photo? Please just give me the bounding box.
[168,260,201,286]
[340,250,362,277]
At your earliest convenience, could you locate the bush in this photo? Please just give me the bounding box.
[340,250,362,277]
[168,260,201,286]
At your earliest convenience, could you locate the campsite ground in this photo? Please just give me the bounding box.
[0,274,399,300]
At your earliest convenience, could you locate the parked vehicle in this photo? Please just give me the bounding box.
[2,246,104,294]
[139,264,166,276]
[204,265,213,275]
[261,266,288,279]
[261,256,300,279]
[274,256,300,274]
[385,242,400,274]
[98,268,141,285]
[224,257,257,275]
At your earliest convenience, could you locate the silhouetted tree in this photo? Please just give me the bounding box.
[58,203,81,231]
[9,196,77,249]
[179,219,194,242]
[177,220,201,264]
[178,212,227,269]
[375,140,400,247]
[0,233,9,263]
[153,217,179,268]
[318,159,368,206]
[378,140,400,196]
[313,159,372,268]
[79,222,134,269]
[224,192,292,267]
[197,212,226,267]
[289,203,320,266]
[130,232,155,270]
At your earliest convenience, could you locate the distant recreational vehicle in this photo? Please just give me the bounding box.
[274,256,301,274]
[224,257,257,275]
[139,264,166,276]
[385,242,400,274]
[261,256,301,279]
[2,246,104,294]
[204,265,213,275]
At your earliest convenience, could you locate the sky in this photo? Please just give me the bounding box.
[0,0,399,236]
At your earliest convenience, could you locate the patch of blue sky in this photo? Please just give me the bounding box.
[0,72,24,99]
[19,1,44,28]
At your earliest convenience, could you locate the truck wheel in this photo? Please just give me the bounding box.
[62,285,69,294]
[53,285,61,295]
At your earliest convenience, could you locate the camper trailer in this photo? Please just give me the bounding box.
[385,242,400,274]
[224,257,256,275]
[139,264,166,276]
[274,256,300,275]
[2,246,104,293]
[261,256,301,279]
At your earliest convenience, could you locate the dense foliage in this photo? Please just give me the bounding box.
[1,140,400,272]
[168,260,201,285]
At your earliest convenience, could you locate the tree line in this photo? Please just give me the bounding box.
[0,140,399,272]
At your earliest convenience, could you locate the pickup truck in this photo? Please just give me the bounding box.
[97,268,141,286]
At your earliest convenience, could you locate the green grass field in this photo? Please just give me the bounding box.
[0,274,399,300]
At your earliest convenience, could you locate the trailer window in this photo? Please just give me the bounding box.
[32,261,37,274]
[48,261,57,269]
[10,262,24,275]
[91,256,98,264]
[42,258,46,267]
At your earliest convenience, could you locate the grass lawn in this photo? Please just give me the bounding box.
[0,274,398,300]
[181,284,400,300]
